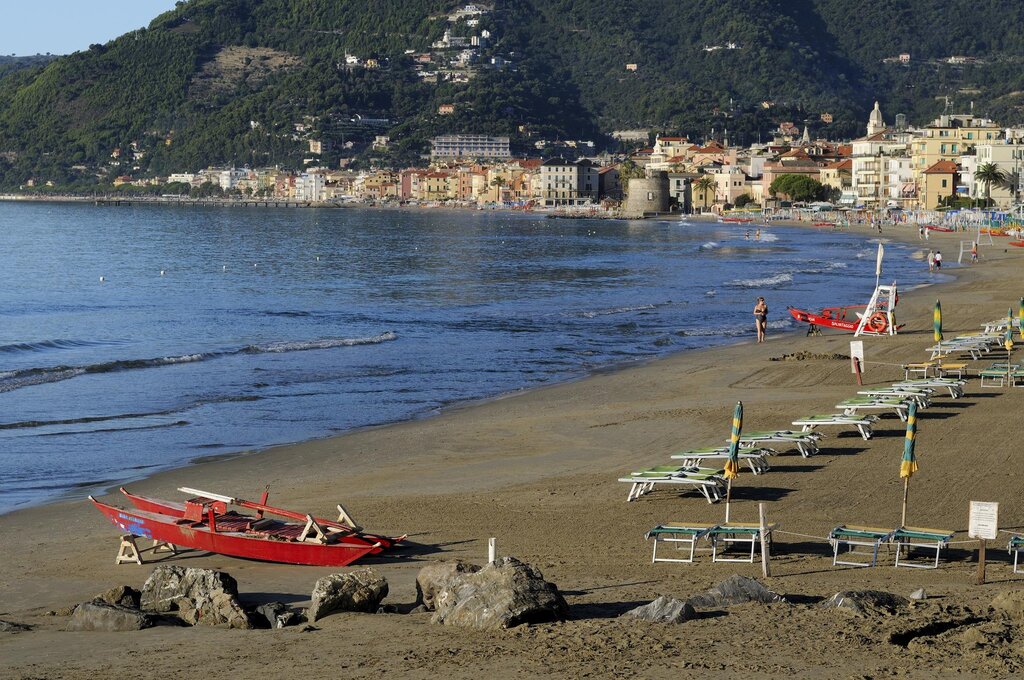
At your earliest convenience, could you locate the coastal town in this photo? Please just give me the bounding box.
[44,102,1024,219]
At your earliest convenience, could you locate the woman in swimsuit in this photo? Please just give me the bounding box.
[754,297,768,343]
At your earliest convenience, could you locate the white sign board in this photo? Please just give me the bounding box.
[969,501,999,540]
[850,341,864,374]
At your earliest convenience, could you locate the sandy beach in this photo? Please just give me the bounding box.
[2,222,1024,678]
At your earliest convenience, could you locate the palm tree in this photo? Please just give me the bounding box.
[693,175,716,212]
[975,163,1006,207]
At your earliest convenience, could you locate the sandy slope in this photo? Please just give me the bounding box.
[2,225,1023,679]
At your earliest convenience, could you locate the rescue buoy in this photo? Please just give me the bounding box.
[867,312,888,333]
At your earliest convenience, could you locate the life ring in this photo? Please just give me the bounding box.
[867,312,888,333]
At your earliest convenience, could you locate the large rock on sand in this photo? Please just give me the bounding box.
[686,575,785,609]
[819,590,908,616]
[307,568,389,621]
[140,566,252,629]
[623,596,696,624]
[95,585,141,609]
[431,556,568,630]
[66,601,157,632]
[416,560,481,611]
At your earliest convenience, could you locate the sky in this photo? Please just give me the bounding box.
[1,1,180,56]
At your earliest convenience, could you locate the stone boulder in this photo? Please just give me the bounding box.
[623,596,696,624]
[66,601,157,632]
[253,602,303,629]
[991,590,1024,622]
[307,568,389,621]
[431,556,568,630]
[140,566,252,629]
[415,560,481,611]
[95,585,141,609]
[819,590,909,616]
[686,575,785,609]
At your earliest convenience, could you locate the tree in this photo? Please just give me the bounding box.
[693,175,716,210]
[735,193,755,208]
[769,173,826,202]
[617,160,646,197]
[976,162,1007,205]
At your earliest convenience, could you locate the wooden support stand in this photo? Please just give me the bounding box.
[978,539,987,585]
[115,535,178,565]
[759,503,771,578]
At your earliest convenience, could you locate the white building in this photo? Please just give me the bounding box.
[974,142,1024,206]
[295,173,326,201]
[540,158,598,206]
[431,135,510,160]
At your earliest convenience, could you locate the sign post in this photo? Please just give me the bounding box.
[850,341,865,386]
[969,501,998,585]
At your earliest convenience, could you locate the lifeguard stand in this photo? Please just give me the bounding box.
[854,284,899,336]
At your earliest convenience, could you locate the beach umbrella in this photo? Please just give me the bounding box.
[1006,308,1015,386]
[724,401,742,522]
[899,401,919,527]
[933,300,942,343]
[1018,297,1024,341]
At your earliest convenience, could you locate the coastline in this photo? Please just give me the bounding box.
[2,222,1021,677]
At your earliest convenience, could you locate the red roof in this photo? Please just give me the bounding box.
[824,159,853,171]
[923,160,958,174]
[658,136,689,142]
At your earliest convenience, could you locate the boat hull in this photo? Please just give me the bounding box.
[91,498,383,567]
[788,306,894,334]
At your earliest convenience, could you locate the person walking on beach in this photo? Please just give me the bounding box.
[971,242,978,263]
[934,250,943,269]
[927,249,935,272]
[754,297,768,343]
[918,224,925,240]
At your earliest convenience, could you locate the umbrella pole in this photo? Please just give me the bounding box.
[725,480,732,522]
[901,478,909,527]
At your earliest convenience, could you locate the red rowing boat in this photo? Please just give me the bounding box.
[90,487,405,567]
[788,305,899,334]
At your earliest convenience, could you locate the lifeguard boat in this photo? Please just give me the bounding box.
[788,284,900,336]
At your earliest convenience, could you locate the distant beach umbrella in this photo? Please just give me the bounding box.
[1018,297,1024,341]
[724,401,742,522]
[899,401,918,527]
[933,300,942,343]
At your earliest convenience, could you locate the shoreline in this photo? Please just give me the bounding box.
[3,220,1020,677]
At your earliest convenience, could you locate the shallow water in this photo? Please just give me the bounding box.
[0,203,940,512]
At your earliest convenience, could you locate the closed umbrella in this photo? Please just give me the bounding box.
[724,401,742,522]
[1006,308,1015,387]
[1018,297,1023,341]
[933,300,942,343]
[899,401,918,527]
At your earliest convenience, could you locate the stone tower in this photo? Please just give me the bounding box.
[867,101,885,136]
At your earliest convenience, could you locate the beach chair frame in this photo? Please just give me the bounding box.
[709,523,775,563]
[792,414,876,440]
[646,524,715,563]
[1009,536,1024,574]
[892,527,953,569]
[829,526,893,567]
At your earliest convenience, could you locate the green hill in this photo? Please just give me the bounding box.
[3,0,1024,188]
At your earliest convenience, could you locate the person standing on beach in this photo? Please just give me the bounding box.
[935,251,943,269]
[754,297,768,343]
[971,242,978,263]
[927,249,935,272]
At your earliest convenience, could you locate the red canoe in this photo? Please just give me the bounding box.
[788,305,894,334]
[91,488,405,567]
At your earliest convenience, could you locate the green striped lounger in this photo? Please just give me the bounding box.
[670,446,772,474]
[829,525,894,567]
[892,526,954,569]
[792,414,877,440]
[708,522,777,563]
[619,466,725,503]
[736,430,822,458]
[646,524,717,563]
[1009,536,1024,574]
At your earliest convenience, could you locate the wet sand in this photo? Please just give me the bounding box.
[2,224,1023,678]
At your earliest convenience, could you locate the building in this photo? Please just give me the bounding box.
[540,158,598,206]
[867,101,885,136]
[431,135,511,160]
[295,172,326,201]
[973,142,1024,207]
[921,160,959,210]
[910,113,1001,181]
[438,104,456,115]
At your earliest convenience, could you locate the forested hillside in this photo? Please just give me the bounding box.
[2,0,1024,188]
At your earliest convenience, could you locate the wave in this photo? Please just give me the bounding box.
[0,338,124,354]
[698,241,720,250]
[0,332,398,394]
[577,304,656,319]
[727,273,793,288]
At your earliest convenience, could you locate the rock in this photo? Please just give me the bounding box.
[46,606,77,617]
[140,566,252,629]
[307,568,389,621]
[686,575,785,609]
[0,619,32,633]
[95,585,141,609]
[991,590,1024,622]
[623,596,696,624]
[415,560,481,611]
[909,588,927,601]
[431,556,568,630]
[253,602,303,629]
[66,601,157,632]
[819,590,909,616]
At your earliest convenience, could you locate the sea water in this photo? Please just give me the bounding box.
[0,203,941,512]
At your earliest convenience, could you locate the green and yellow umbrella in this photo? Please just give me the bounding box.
[899,401,918,526]
[933,300,942,343]
[724,401,742,522]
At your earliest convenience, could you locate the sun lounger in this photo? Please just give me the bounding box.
[856,389,931,408]
[645,523,716,563]
[736,430,822,458]
[891,379,963,399]
[829,525,894,567]
[670,447,771,474]
[892,526,954,569]
[792,414,877,440]
[935,362,967,379]
[619,466,725,503]
[902,362,934,380]
[708,522,776,563]
[1008,535,1024,574]
[979,368,1024,387]
[836,398,910,421]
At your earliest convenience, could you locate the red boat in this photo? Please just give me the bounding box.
[788,305,894,334]
[722,217,754,223]
[90,487,405,567]
[812,221,835,227]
